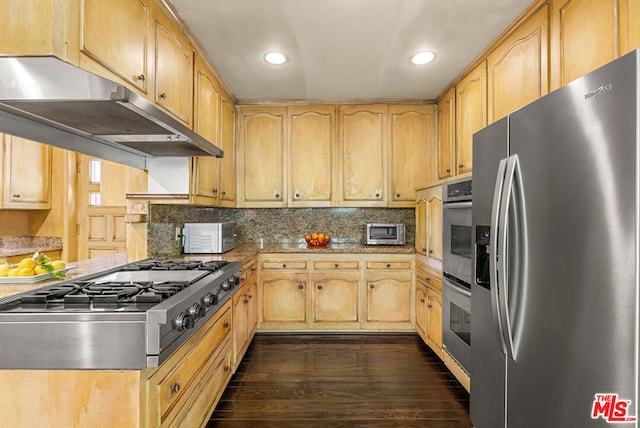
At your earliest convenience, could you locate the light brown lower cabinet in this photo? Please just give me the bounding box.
[258,253,415,331]
[233,258,258,371]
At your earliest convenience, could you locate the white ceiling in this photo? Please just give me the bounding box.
[168,0,534,102]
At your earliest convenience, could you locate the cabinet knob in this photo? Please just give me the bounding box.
[386,263,391,268]
[421,298,426,303]
[317,285,323,290]
[212,188,218,193]
[459,164,464,169]
[426,277,431,282]
[298,284,304,289]
[282,263,287,268]
[427,304,433,308]
[223,322,230,329]
[171,383,181,394]
[136,74,145,81]
[275,192,280,198]
[446,168,451,173]
[222,191,226,196]
[224,365,230,372]
[12,193,20,199]
[243,298,249,304]
[429,249,433,254]
[421,247,427,252]
[369,284,375,289]
[248,294,253,299]
[396,193,400,198]
[159,92,167,99]
[375,193,380,198]
[294,193,299,199]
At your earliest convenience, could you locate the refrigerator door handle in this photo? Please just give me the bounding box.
[490,157,508,355]
[496,154,527,361]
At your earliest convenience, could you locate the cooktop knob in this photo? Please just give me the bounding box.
[189,302,206,318]
[221,280,231,291]
[175,312,194,331]
[203,292,218,307]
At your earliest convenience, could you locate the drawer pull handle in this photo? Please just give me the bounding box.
[159,92,167,99]
[223,322,230,329]
[171,383,181,394]
[282,264,287,268]
[224,365,230,372]
[386,263,391,268]
[136,74,145,81]
[298,284,304,289]
[317,285,323,290]
[334,263,339,268]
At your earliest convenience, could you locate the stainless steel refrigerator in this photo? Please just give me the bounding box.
[471,49,640,428]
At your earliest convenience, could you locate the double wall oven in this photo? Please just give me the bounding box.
[442,177,472,374]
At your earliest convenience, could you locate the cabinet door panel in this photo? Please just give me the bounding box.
[389,105,434,206]
[415,198,427,256]
[312,274,359,324]
[240,108,287,206]
[488,6,548,122]
[3,136,51,209]
[154,11,193,124]
[261,274,307,323]
[219,95,237,205]
[365,274,412,323]
[416,283,428,337]
[456,62,486,175]
[81,0,149,91]
[437,88,455,180]
[289,106,335,206]
[427,194,443,266]
[550,0,618,89]
[338,105,387,206]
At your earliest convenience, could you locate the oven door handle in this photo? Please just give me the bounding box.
[443,276,471,298]
[443,201,472,209]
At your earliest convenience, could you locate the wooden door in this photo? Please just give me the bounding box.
[238,106,287,207]
[620,0,640,54]
[288,105,335,207]
[437,87,455,180]
[388,105,435,206]
[415,197,427,256]
[77,155,127,259]
[426,193,442,268]
[81,0,149,92]
[154,6,193,125]
[192,55,221,205]
[338,105,387,206]
[219,93,237,206]
[260,272,308,327]
[488,5,549,122]
[550,0,619,89]
[311,273,360,327]
[2,135,51,209]
[416,283,428,338]
[364,271,412,327]
[456,62,486,176]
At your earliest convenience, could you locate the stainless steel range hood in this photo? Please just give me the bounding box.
[0,56,223,170]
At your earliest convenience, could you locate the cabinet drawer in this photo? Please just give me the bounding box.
[415,263,442,291]
[313,260,359,270]
[240,258,257,283]
[366,261,411,270]
[262,260,308,270]
[155,308,232,422]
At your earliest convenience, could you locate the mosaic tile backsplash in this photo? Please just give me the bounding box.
[148,205,415,257]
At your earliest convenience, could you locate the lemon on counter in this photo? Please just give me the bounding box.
[34,265,49,275]
[0,264,11,276]
[18,267,35,276]
[7,267,21,276]
[19,258,37,269]
[51,260,66,271]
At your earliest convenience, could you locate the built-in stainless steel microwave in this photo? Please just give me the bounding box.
[182,222,237,254]
[365,223,406,246]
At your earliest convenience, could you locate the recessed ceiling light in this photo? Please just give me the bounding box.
[264,51,288,65]
[410,51,436,65]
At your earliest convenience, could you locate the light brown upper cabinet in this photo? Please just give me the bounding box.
[153,4,193,125]
[192,55,222,205]
[288,106,336,207]
[620,0,640,54]
[488,5,549,123]
[437,87,456,180]
[219,94,237,207]
[388,105,435,207]
[455,62,487,176]
[80,0,150,93]
[1,135,52,210]
[550,0,618,90]
[338,105,388,207]
[238,106,287,207]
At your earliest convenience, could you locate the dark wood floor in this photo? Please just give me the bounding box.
[208,333,472,428]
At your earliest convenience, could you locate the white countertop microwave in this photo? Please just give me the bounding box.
[182,222,237,254]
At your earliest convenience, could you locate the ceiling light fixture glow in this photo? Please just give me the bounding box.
[410,51,436,65]
[264,51,288,65]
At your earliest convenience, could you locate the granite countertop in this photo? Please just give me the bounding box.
[0,236,63,258]
[256,241,415,254]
